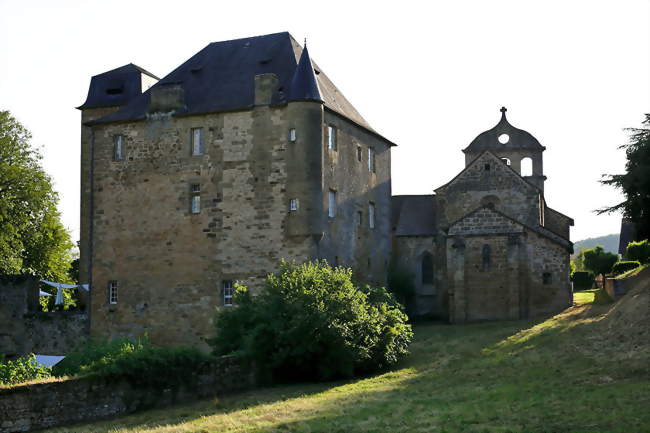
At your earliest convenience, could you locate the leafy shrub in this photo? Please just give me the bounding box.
[571,271,594,290]
[625,240,650,264]
[53,337,212,388]
[0,354,51,386]
[611,260,641,276]
[210,260,413,383]
[583,246,618,277]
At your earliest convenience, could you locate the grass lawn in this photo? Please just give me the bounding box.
[47,292,649,433]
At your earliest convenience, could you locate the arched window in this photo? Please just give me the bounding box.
[422,252,433,284]
[521,157,533,177]
[481,244,491,271]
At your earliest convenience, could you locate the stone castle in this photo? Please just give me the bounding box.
[78,32,573,347]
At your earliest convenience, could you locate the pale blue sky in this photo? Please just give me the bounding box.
[1,0,648,242]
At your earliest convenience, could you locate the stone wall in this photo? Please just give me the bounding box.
[0,355,251,433]
[0,276,88,358]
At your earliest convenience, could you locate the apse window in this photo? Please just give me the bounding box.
[327,125,337,150]
[223,280,234,306]
[191,128,204,156]
[289,128,296,142]
[543,272,552,285]
[190,183,201,214]
[521,157,533,176]
[498,133,510,144]
[108,281,118,304]
[113,135,125,161]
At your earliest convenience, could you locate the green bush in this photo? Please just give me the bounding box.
[625,240,650,264]
[210,260,413,383]
[611,260,641,276]
[571,271,594,290]
[53,337,212,388]
[0,354,51,386]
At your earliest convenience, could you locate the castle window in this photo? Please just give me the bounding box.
[289,128,296,142]
[368,147,376,172]
[328,190,337,217]
[190,183,201,214]
[113,135,124,161]
[191,128,204,156]
[481,244,491,271]
[521,157,533,177]
[327,125,337,150]
[484,163,491,171]
[422,252,433,285]
[223,280,233,306]
[501,157,511,166]
[290,198,299,211]
[357,145,362,162]
[108,281,118,304]
[368,202,375,229]
[543,272,552,285]
[357,210,363,226]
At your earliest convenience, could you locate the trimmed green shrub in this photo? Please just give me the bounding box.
[52,337,144,377]
[611,260,641,276]
[210,260,413,383]
[0,354,51,386]
[625,240,650,264]
[571,271,594,290]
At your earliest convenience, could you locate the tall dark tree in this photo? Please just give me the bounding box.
[598,114,650,239]
[0,110,74,281]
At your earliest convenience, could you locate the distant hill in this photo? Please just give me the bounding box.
[573,233,619,254]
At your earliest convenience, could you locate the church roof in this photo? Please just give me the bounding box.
[392,195,437,236]
[463,107,544,153]
[78,63,159,109]
[85,32,379,136]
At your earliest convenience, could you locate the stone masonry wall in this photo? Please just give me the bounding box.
[393,236,441,317]
[0,355,251,433]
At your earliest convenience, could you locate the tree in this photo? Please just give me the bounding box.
[209,260,413,383]
[598,114,650,239]
[625,239,650,264]
[0,110,74,281]
[582,246,618,279]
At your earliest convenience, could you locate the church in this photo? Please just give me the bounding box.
[77,32,573,347]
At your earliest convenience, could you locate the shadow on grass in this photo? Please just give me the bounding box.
[46,302,650,433]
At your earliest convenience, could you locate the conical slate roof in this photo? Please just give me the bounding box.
[288,44,322,102]
[463,107,544,152]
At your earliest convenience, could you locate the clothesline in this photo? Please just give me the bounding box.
[40,280,91,306]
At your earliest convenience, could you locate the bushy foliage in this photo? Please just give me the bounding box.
[0,354,51,386]
[53,337,211,388]
[571,271,595,290]
[611,260,641,276]
[625,239,650,264]
[210,260,413,383]
[583,246,619,278]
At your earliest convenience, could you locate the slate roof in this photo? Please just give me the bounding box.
[392,195,437,236]
[464,107,544,153]
[85,32,380,137]
[288,44,322,102]
[78,64,159,109]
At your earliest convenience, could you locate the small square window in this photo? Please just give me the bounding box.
[368,202,375,229]
[223,280,233,306]
[289,128,297,142]
[191,128,204,156]
[484,163,491,171]
[290,198,299,211]
[190,184,201,214]
[328,190,337,218]
[327,125,337,150]
[108,281,118,304]
[357,146,362,162]
[368,147,376,173]
[113,135,124,161]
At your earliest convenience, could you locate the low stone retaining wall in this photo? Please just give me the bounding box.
[605,266,650,300]
[0,355,252,433]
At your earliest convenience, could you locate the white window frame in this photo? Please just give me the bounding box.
[290,198,299,211]
[190,184,201,214]
[369,202,375,229]
[113,135,124,161]
[289,128,297,142]
[223,280,233,306]
[327,125,337,150]
[191,127,204,156]
[108,281,118,304]
[368,147,375,173]
[328,190,337,218]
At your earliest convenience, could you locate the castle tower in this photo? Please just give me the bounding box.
[463,107,546,190]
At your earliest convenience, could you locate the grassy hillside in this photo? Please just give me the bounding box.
[574,233,619,254]
[48,289,649,433]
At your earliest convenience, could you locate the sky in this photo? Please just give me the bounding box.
[1,0,648,243]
